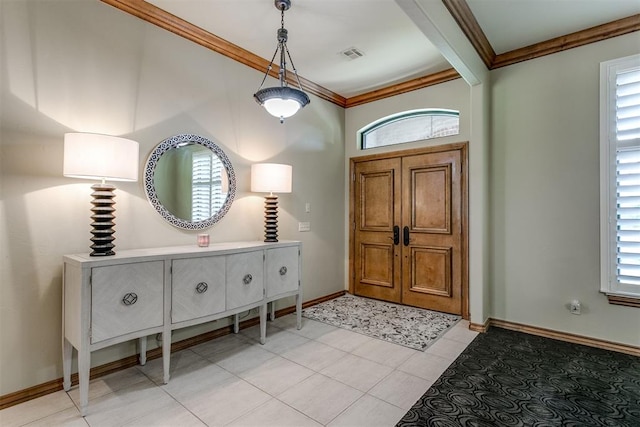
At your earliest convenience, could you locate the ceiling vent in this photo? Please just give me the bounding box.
[340,47,365,60]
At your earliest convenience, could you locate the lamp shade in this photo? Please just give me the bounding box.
[251,163,292,193]
[63,133,139,181]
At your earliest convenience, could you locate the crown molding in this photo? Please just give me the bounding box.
[491,14,640,69]
[443,1,640,70]
[345,68,462,108]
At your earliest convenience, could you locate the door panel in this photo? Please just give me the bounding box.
[360,243,395,288]
[411,165,451,233]
[353,158,402,302]
[361,171,395,230]
[409,246,452,297]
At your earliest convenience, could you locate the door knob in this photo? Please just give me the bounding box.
[393,225,400,245]
[403,226,410,246]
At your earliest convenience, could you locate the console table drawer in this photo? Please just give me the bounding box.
[91,261,164,344]
[172,256,226,324]
[226,251,264,310]
[266,246,299,297]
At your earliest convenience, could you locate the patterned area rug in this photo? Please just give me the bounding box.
[397,327,640,426]
[301,294,460,351]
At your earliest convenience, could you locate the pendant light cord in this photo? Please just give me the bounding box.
[255,2,305,93]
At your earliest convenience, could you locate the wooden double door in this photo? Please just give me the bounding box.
[350,144,468,316]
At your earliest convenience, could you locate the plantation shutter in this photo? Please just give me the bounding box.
[615,67,640,288]
[192,152,213,221]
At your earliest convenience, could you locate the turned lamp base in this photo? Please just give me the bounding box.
[263,194,279,242]
[90,183,116,256]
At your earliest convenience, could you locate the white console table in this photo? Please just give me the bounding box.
[62,241,302,416]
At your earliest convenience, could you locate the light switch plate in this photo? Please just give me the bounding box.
[298,222,311,232]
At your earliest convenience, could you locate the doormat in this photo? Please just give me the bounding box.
[302,294,460,351]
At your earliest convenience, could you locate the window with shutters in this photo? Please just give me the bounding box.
[192,151,225,222]
[600,54,640,307]
[359,109,459,150]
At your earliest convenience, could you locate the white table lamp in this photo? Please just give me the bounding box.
[64,133,139,256]
[251,163,292,242]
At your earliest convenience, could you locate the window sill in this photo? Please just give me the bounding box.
[606,294,640,308]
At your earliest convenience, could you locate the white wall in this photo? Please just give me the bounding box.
[0,0,345,395]
[490,32,640,346]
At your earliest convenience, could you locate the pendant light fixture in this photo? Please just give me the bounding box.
[254,0,310,123]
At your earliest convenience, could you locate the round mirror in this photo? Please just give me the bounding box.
[144,134,236,230]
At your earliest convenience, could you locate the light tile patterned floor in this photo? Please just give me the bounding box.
[0,315,477,427]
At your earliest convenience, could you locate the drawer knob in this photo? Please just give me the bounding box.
[122,292,138,306]
[196,282,208,294]
[243,274,253,285]
[279,266,288,276]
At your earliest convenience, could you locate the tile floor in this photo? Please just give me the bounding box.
[1,315,478,427]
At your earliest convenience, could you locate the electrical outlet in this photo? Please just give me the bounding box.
[570,299,581,315]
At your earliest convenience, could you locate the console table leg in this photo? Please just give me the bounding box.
[296,293,302,330]
[269,302,275,321]
[162,332,170,384]
[138,336,147,365]
[62,338,72,391]
[259,304,266,344]
[78,348,90,417]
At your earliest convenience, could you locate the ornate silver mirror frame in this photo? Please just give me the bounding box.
[144,134,236,230]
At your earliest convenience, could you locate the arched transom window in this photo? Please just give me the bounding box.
[359,109,460,150]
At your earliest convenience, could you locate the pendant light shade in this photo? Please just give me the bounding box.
[253,0,310,123]
[255,86,310,120]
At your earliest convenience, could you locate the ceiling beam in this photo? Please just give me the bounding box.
[441,0,494,69]
[396,0,489,86]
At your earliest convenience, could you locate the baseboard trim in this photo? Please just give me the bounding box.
[0,291,345,410]
[468,318,490,333]
[489,318,640,357]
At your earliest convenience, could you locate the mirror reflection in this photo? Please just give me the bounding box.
[144,134,236,230]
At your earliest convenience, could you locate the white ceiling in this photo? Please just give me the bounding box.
[147,0,451,97]
[132,0,639,97]
[467,0,640,54]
